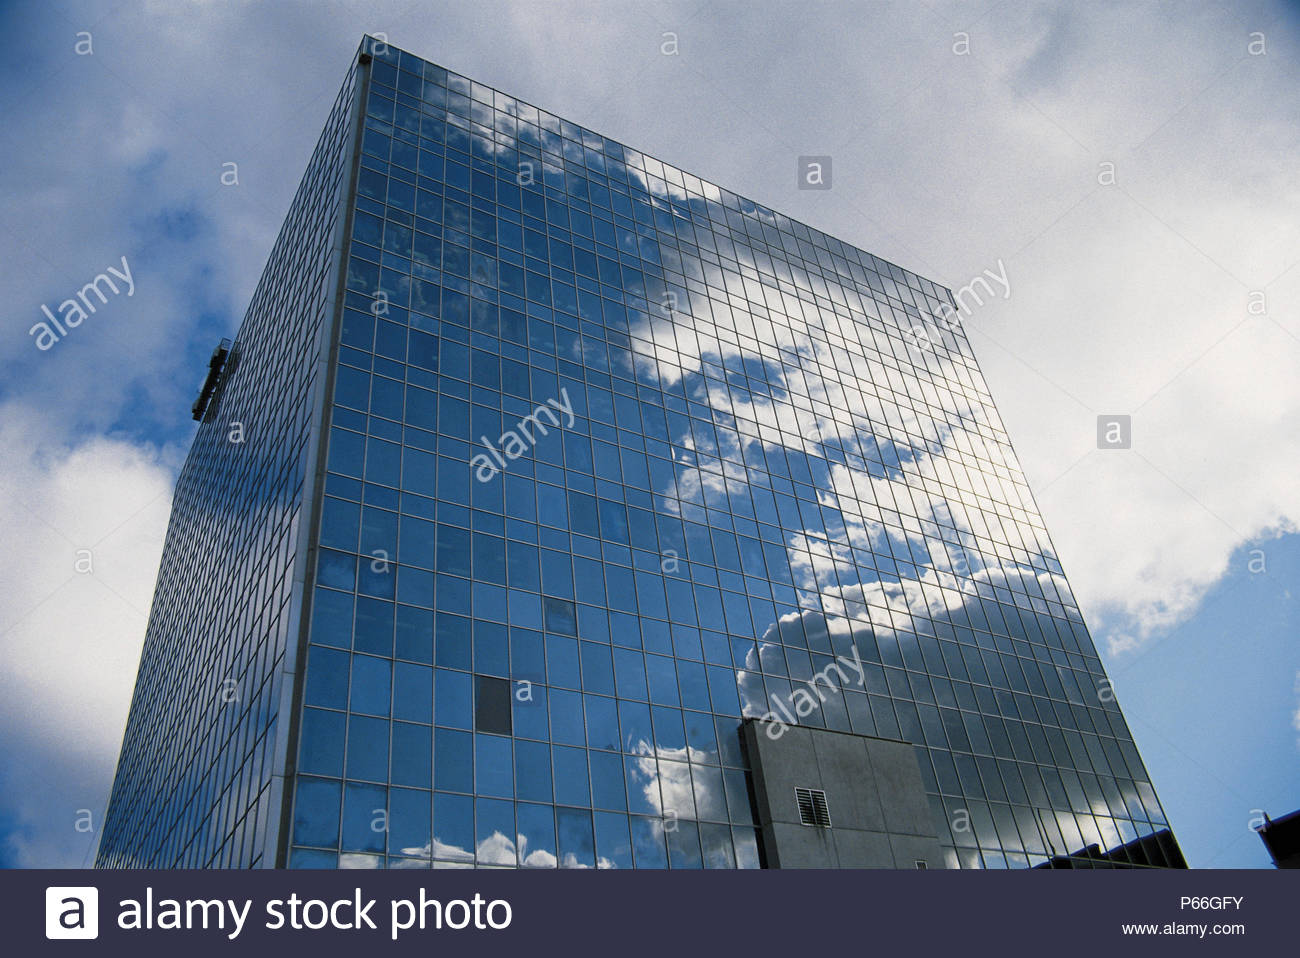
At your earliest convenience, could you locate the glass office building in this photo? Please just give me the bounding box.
[98,37,1183,869]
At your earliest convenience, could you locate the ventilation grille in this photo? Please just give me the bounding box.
[795,787,831,827]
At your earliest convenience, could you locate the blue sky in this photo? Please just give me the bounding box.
[0,1,1297,868]
[1113,534,1298,866]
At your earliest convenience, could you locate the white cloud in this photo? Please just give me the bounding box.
[0,403,174,866]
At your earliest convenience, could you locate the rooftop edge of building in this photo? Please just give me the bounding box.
[353,33,962,314]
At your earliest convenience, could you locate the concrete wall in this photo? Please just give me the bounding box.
[742,718,944,868]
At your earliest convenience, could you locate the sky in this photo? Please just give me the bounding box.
[1,0,1297,869]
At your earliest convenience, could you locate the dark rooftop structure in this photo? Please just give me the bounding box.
[1255,808,1300,869]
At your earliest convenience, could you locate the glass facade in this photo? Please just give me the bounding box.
[102,37,1181,870]
[96,61,362,868]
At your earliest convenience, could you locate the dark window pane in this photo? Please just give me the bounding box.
[475,675,512,734]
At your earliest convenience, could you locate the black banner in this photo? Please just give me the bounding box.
[18,868,1293,955]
